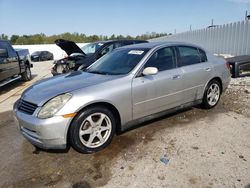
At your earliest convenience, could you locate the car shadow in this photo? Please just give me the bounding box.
[0,74,38,96]
[119,107,193,134]
[32,145,70,154]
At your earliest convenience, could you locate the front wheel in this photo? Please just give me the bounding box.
[21,65,32,81]
[202,80,221,109]
[69,106,116,153]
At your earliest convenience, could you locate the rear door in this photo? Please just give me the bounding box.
[0,41,19,80]
[176,46,212,103]
[132,47,184,119]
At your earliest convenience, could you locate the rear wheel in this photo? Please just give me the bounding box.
[69,106,116,153]
[21,65,32,81]
[202,79,221,109]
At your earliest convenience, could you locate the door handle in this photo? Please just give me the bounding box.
[205,67,211,71]
[172,75,181,80]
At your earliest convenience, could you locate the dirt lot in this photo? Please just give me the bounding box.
[0,61,249,188]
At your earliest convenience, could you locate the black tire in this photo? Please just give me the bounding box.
[69,106,116,153]
[21,65,32,81]
[202,79,221,109]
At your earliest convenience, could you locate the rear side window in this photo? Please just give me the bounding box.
[144,47,175,71]
[178,46,202,66]
[198,49,207,62]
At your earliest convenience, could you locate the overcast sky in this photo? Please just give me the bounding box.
[0,0,249,37]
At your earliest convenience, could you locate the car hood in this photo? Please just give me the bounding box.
[21,71,122,106]
[55,39,86,56]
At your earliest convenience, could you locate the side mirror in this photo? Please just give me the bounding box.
[0,48,7,58]
[142,67,158,76]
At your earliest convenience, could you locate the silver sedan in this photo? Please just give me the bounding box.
[13,42,231,153]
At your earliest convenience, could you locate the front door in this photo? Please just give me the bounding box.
[0,41,19,80]
[132,47,184,120]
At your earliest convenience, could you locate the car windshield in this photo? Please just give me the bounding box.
[32,51,40,55]
[81,42,104,55]
[86,48,149,75]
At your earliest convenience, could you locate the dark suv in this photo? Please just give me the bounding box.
[51,39,148,75]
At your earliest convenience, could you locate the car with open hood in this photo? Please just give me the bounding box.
[14,42,231,153]
[51,39,148,76]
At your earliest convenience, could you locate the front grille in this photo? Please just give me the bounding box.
[18,99,38,115]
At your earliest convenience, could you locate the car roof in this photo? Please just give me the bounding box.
[118,41,205,50]
[93,39,148,44]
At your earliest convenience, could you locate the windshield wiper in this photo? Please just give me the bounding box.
[87,71,108,75]
[87,70,123,75]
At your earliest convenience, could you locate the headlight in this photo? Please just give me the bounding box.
[37,93,72,119]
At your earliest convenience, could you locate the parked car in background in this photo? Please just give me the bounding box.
[226,55,250,78]
[31,51,54,62]
[0,40,32,87]
[51,39,148,76]
[14,42,231,153]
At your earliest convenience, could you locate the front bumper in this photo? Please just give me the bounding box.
[13,101,72,149]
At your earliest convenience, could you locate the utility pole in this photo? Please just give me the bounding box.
[245,10,250,21]
[189,25,192,31]
[211,19,214,26]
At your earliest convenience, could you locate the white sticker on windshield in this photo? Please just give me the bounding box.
[128,50,144,55]
[98,43,104,46]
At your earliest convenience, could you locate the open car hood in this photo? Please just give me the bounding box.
[55,39,86,56]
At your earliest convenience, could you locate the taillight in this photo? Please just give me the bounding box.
[225,61,231,70]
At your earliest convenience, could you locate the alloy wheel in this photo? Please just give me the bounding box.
[207,83,220,106]
[79,113,112,148]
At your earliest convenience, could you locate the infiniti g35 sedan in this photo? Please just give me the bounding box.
[14,42,231,153]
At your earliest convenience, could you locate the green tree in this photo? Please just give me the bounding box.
[10,35,19,44]
[0,34,8,40]
[7,32,169,45]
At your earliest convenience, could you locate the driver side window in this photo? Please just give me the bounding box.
[144,47,175,72]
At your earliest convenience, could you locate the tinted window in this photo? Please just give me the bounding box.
[81,42,103,55]
[178,46,201,66]
[114,42,123,48]
[198,48,207,62]
[87,48,149,75]
[32,51,41,55]
[122,41,134,45]
[144,47,175,71]
[100,44,115,57]
[0,41,16,57]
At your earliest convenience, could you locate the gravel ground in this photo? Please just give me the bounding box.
[0,61,249,188]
